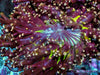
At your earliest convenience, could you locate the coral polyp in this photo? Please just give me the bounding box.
[0,0,100,75]
[35,19,81,47]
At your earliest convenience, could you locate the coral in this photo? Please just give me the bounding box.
[0,0,100,75]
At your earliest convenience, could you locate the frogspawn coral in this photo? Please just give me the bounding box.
[0,0,100,75]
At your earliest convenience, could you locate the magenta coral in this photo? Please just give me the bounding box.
[0,0,100,75]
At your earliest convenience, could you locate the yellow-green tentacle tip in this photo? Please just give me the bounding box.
[50,67,53,70]
[53,19,59,22]
[57,56,61,64]
[35,30,44,33]
[81,25,88,30]
[49,50,53,59]
[71,15,80,22]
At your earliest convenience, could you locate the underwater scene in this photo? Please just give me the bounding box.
[0,0,100,75]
